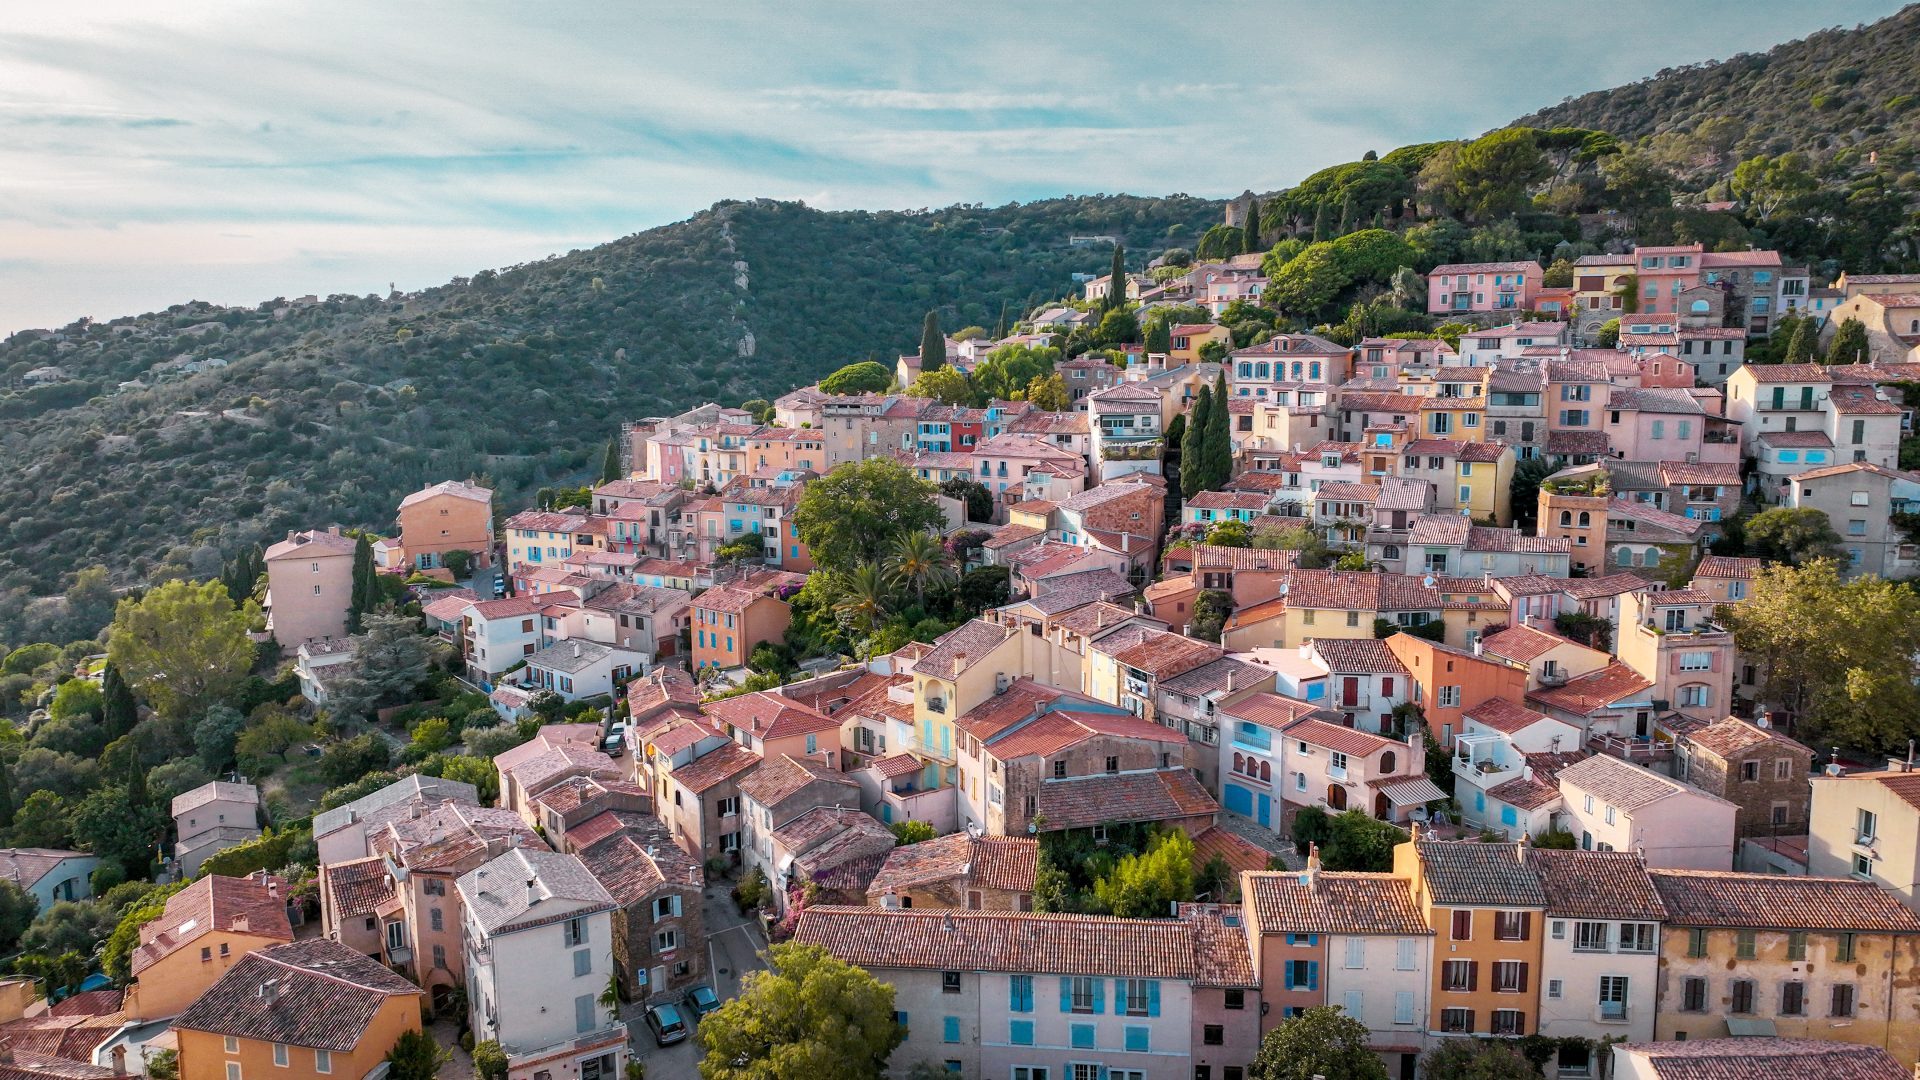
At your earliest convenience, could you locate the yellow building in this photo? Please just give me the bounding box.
[1168,322,1231,366]
[1648,869,1920,1060]
[125,874,293,1023]
[910,619,1021,769]
[1395,830,1547,1037]
[174,939,424,1080]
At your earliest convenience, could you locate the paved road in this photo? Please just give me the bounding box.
[626,878,769,1075]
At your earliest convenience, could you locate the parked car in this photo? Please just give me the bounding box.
[644,1003,689,1046]
[601,721,628,757]
[491,574,506,597]
[683,985,721,1019]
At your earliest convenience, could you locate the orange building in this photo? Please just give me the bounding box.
[1384,633,1529,746]
[173,939,423,1080]
[1394,831,1546,1038]
[1537,479,1609,575]
[690,569,805,671]
[124,873,293,1022]
[396,480,495,571]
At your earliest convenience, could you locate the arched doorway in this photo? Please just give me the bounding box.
[1328,785,1348,811]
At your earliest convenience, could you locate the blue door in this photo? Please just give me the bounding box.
[1224,784,1253,817]
[1257,793,1272,828]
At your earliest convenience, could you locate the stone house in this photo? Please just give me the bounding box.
[574,811,704,1003]
[1675,715,1815,840]
[865,833,1039,912]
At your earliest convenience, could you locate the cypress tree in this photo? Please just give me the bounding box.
[1826,317,1869,366]
[1312,203,1331,242]
[920,311,946,373]
[0,767,13,830]
[102,664,138,742]
[1242,197,1261,256]
[1783,319,1815,365]
[1181,385,1212,499]
[600,438,623,484]
[1338,195,1356,236]
[993,302,1009,341]
[1105,246,1127,312]
[1146,319,1171,355]
[1203,370,1233,489]
[348,534,376,634]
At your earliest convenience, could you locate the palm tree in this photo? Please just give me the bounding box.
[833,564,894,632]
[889,531,955,608]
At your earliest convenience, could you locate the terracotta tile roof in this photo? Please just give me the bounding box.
[1523,848,1665,920]
[1407,514,1470,546]
[322,858,394,922]
[1619,1039,1909,1080]
[312,775,478,840]
[670,742,761,794]
[1430,261,1542,275]
[1610,387,1705,414]
[1557,754,1707,812]
[793,906,1201,978]
[1547,430,1610,455]
[954,679,1098,742]
[0,1016,124,1069]
[1684,716,1812,760]
[703,691,842,740]
[1100,628,1221,678]
[565,809,654,849]
[1458,442,1510,463]
[987,709,1181,761]
[866,833,1038,897]
[1561,574,1646,600]
[1742,364,1832,383]
[1845,770,1920,812]
[1649,870,1920,932]
[1463,697,1557,735]
[1528,661,1653,715]
[1413,838,1547,907]
[170,780,259,818]
[1052,601,1159,637]
[867,753,923,780]
[1176,903,1258,988]
[578,815,702,905]
[1659,461,1742,487]
[131,873,293,976]
[1486,773,1562,811]
[1245,870,1431,934]
[736,755,855,809]
[1477,624,1577,665]
[1468,526,1567,554]
[43,990,122,1020]
[173,939,422,1052]
[1306,638,1407,674]
[1223,692,1332,729]
[916,619,1018,680]
[1023,569,1135,616]
[1190,545,1300,572]
[1281,717,1399,758]
[1189,827,1275,877]
[1037,769,1219,831]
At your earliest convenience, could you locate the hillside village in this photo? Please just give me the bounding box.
[1,183,1917,1080]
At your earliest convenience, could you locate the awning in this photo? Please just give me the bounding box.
[1374,777,1450,806]
[1725,1018,1777,1037]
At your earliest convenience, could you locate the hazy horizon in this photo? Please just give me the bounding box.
[2,0,1907,334]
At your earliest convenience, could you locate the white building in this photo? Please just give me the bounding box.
[1555,755,1738,870]
[1526,849,1664,1073]
[458,848,627,1080]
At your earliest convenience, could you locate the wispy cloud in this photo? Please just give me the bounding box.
[0,0,1905,332]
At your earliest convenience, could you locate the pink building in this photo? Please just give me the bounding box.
[1601,388,1710,462]
[1632,245,1704,318]
[1427,261,1544,314]
[1281,717,1431,823]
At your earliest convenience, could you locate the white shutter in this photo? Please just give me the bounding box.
[1394,991,1415,1024]
[671,895,683,917]
[1396,937,1419,971]
[1343,990,1364,1017]
[1344,937,1366,969]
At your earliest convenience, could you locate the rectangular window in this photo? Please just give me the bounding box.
[1125,1026,1150,1053]
[1494,911,1530,941]
[1009,1019,1033,1046]
[573,949,592,977]
[273,1045,288,1068]
[1832,983,1857,1018]
[1394,991,1415,1024]
[1736,930,1757,960]
[1681,977,1707,1012]
[1069,976,1096,1013]
[942,971,962,994]
[1070,1023,1096,1050]
[1010,974,1033,1013]
[1837,934,1857,962]
[1781,981,1806,1017]
[314,1052,331,1076]
[1451,910,1472,941]
[1493,961,1528,994]
[1443,959,1476,992]
[942,1016,960,1043]
[1787,932,1807,961]
[1345,937,1366,969]
[1574,921,1609,952]
[1491,1009,1525,1036]
[1731,980,1756,1014]
[1440,1008,1474,1034]
[1396,938,1418,970]
[1619,923,1655,953]
[1687,928,1708,958]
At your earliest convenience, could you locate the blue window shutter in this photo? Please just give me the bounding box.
[942,1016,960,1043]
[1092,978,1105,1014]
[896,1011,908,1031]
[1114,979,1127,1015]
[1147,980,1161,1017]
[1308,961,1320,991]
[1060,977,1072,1012]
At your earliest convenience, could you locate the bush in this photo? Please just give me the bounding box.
[890,820,935,846]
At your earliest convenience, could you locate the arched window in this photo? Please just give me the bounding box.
[1642,548,1661,567]
[1577,511,1590,527]
[1559,511,1572,526]
[1292,362,1304,380]
[1691,300,1711,314]
[1616,547,1634,567]
[1380,751,1397,774]
[1233,752,1244,773]
[1260,761,1271,782]
[1383,545,1400,560]
[1310,362,1322,380]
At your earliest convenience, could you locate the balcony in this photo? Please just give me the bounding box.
[1595,1002,1631,1024]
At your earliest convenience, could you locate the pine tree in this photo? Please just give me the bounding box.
[919,311,945,373]
[1181,385,1212,499]
[101,664,138,742]
[1784,319,1816,365]
[1312,203,1331,242]
[1242,197,1261,256]
[1105,246,1127,312]
[600,438,623,484]
[1203,370,1233,490]
[348,535,376,634]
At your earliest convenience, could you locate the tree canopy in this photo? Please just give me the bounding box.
[1249,1005,1388,1080]
[793,459,945,575]
[106,579,256,721]
[696,942,903,1080]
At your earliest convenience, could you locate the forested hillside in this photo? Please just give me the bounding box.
[1516,5,1920,183]
[0,195,1217,630]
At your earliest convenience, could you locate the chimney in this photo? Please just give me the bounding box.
[258,979,279,1006]
[1304,843,1321,885]
[526,877,543,906]
[111,1046,126,1076]
[1887,758,1910,775]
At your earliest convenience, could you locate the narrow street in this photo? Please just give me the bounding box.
[624,876,769,1076]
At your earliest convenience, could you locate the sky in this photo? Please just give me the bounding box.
[0,1,1907,334]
